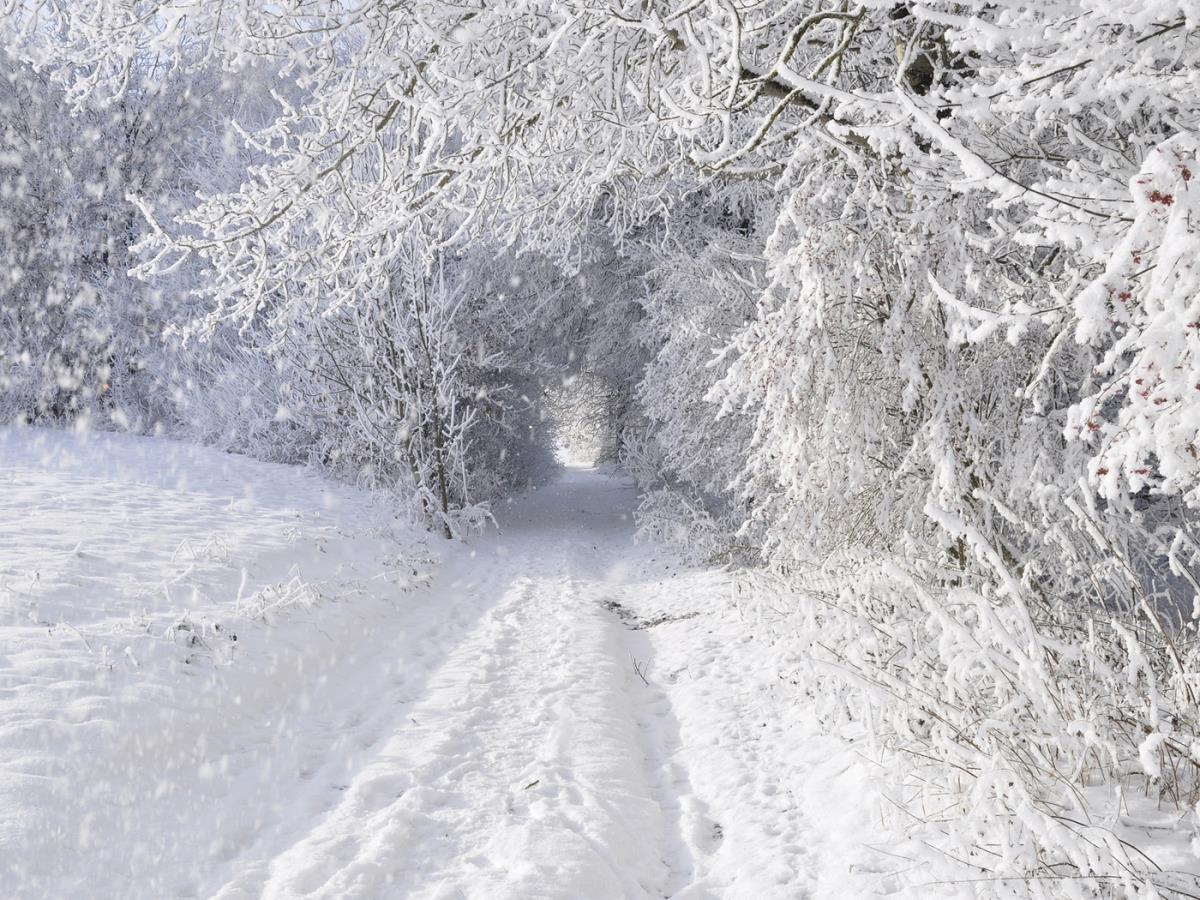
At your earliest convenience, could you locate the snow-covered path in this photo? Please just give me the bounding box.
[1,432,886,899]
[214,472,688,899]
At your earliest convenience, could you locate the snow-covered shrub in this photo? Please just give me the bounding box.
[184,245,557,534]
[0,53,136,425]
[1073,134,1200,502]
[0,46,284,436]
[615,190,768,562]
[745,538,1200,898]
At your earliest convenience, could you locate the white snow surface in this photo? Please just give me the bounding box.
[0,428,889,899]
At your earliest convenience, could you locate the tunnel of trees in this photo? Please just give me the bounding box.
[4,2,1200,893]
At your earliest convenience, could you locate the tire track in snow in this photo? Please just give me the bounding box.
[600,604,714,899]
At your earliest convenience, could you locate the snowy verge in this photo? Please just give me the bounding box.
[604,550,899,899]
[0,427,434,895]
[733,558,1200,900]
[608,545,1200,899]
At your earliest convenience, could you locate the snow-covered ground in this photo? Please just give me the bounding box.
[0,429,891,898]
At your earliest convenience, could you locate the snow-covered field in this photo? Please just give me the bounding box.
[1,428,891,899]
[0,429,435,895]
